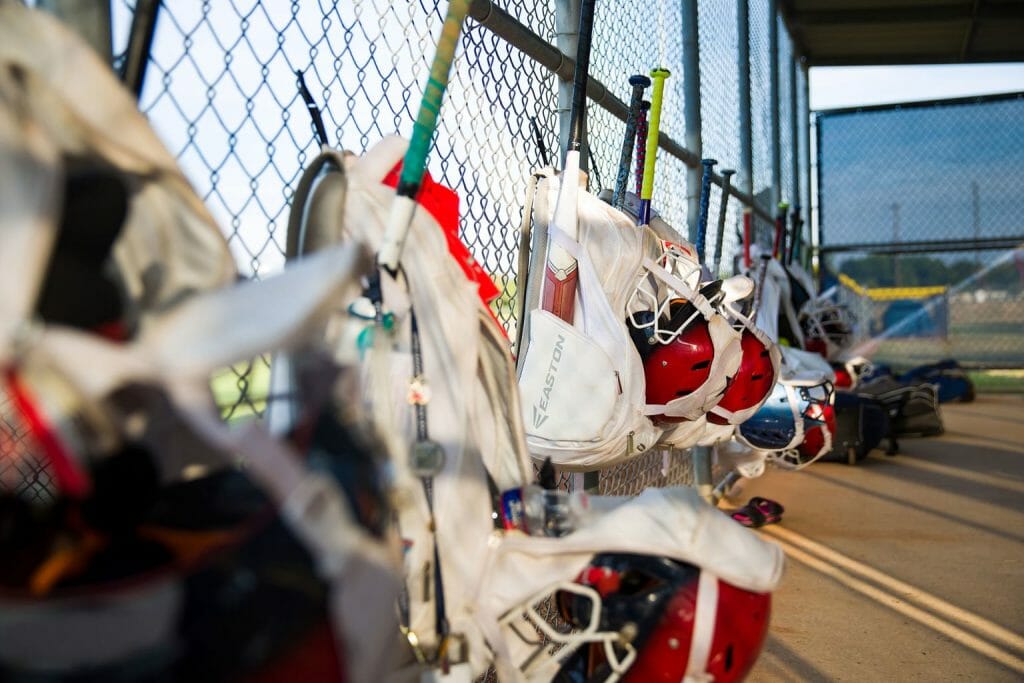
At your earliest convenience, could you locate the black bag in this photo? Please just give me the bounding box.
[819,391,890,464]
[899,359,976,403]
[857,376,944,453]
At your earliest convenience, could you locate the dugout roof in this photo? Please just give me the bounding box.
[780,0,1024,66]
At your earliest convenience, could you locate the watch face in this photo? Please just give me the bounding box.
[409,439,446,478]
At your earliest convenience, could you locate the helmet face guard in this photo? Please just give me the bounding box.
[627,242,741,425]
[627,242,706,348]
[799,300,854,359]
[503,553,770,683]
[737,377,835,470]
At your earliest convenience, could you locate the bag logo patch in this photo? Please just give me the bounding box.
[532,333,565,429]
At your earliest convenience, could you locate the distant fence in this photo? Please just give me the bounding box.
[817,93,1024,369]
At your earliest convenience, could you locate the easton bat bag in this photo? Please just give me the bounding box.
[515,170,742,469]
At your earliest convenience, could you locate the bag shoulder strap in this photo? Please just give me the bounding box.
[285,148,349,260]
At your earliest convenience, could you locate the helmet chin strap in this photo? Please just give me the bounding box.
[684,570,719,683]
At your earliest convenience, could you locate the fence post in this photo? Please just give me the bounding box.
[814,112,824,279]
[682,0,702,244]
[554,0,587,173]
[737,0,753,204]
[802,60,813,269]
[789,50,800,245]
[769,0,781,209]
[681,0,714,502]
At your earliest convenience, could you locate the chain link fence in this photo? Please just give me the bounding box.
[2,0,811,502]
[818,92,1024,370]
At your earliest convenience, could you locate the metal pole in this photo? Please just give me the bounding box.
[681,0,713,501]
[682,0,703,244]
[814,112,824,278]
[37,0,112,63]
[788,51,799,252]
[768,0,781,209]
[737,0,753,202]
[554,0,586,173]
[121,0,162,98]
[802,60,812,269]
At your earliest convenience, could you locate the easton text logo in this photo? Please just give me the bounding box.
[532,334,566,430]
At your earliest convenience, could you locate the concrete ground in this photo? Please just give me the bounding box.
[736,395,1024,682]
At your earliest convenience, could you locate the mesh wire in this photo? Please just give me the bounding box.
[6,1,815,502]
[0,388,55,505]
[749,0,773,212]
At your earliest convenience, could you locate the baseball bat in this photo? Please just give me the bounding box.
[713,169,735,276]
[378,0,471,272]
[612,74,651,210]
[637,68,671,226]
[772,201,789,261]
[742,207,753,269]
[634,100,650,197]
[539,0,597,322]
[695,158,717,263]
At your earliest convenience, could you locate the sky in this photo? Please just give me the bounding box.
[810,63,1024,111]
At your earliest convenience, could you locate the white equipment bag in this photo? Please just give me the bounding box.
[284,138,783,681]
[0,3,236,342]
[517,173,741,468]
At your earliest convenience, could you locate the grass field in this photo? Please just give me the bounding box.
[210,357,272,422]
[969,369,1024,393]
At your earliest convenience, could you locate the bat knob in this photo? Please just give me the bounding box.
[640,100,651,111]
[629,74,652,87]
[778,201,790,210]
[722,169,736,176]
[701,158,718,167]
[650,67,671,79]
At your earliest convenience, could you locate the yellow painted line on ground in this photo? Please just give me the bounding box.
[763,525,1024,657]
[870,454,1024,495]
[766,535,1024,674]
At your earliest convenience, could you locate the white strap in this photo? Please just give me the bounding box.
[642,257,715,320]
[684,570,719,682]
[547,223,582,260]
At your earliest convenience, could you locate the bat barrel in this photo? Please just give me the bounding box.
[639,68,671,225]
[773,201,789,260]
[742,207,753,269]
[695,158,717,263]
[788,205,802,265]
[634,100,650,197]
[566,0,597,154]
[713,169,735,276]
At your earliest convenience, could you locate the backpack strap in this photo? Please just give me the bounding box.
[514,167,555,373]
[285,149,348,260]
